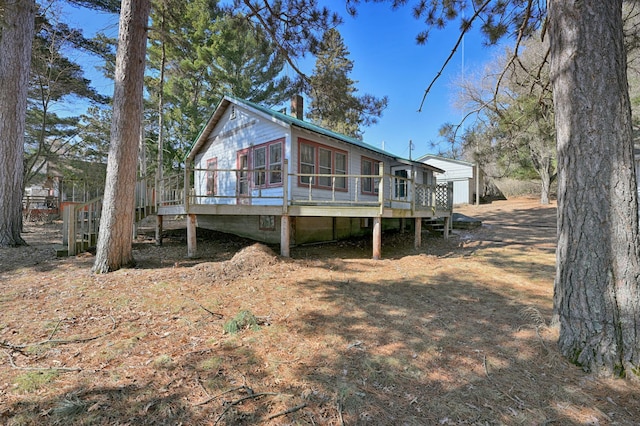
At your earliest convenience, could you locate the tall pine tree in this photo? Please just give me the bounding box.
[355,0,640,379]
[208,14,296,105]
[146,2,299,171]
[306,28,387,139]
[0,0,37,247]
[93,0,151,273]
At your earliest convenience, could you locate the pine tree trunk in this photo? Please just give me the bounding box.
[539,163,551,205]
[549,0,640,378]
[0,0,36,247]
[93,0,151,273]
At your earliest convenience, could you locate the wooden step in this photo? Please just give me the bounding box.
[54,245,68,257]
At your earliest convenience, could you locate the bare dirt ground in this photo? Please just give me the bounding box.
[1,197,639,425]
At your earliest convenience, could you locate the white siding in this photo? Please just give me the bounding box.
[424,158,474,180]
[452,180,470,205]
[422,157,474,204]
[191,100,438,207]
[193,104,290,205]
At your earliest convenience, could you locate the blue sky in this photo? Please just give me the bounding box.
[61,1,503,159]
[333,2,502,158]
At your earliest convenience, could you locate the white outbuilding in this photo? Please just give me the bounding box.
[416,154,479,205]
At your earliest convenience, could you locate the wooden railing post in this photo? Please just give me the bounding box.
[282,159,288,214]
[331,176,336,201]
[432,184,436,208]
[184,162,190,211]
[354,177,359,203]
[411,170,416,214]
[378,162,384,215]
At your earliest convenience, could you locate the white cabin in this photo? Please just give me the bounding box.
[156,95,453,259]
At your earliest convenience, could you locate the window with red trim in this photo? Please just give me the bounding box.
[361,157,380,195]
[298,139,347,190]
[206,158,217,196]
[251,139,283,188]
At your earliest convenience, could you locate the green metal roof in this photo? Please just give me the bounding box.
[188,94,444,173]
[229,95,399,158]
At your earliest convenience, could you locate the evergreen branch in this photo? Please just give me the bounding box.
[240,0,311,83]
[65,0,120,14]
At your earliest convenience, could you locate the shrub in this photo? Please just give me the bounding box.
[223,310,260,334]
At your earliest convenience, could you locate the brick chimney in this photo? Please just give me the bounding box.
[291,95,303,120]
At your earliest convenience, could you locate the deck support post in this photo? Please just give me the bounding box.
[187,214,197,258]
[414,217,422,249]
[280,215,290,257]
[67,206,76,256]
[155,214,163,246]
[372,216,382,260]
[443,216,450,239]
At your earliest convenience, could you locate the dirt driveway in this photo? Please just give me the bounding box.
[454,197,557,250]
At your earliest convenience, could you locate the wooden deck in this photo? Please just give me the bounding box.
[61,167,453,259]
[156,166,454,259]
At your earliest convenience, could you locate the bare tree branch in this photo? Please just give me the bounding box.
[418,0,492,112]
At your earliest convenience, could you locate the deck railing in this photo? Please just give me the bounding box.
[61,176,162,255]
[157,173,185,206]
[64,197,102,256]
[156,162,453,213]
[135,176,157,221]
[291,173,380,206]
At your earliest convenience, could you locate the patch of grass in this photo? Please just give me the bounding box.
[153,354,175,370]
[13,370,59,392]
[153,280,171,289]
[52,394,87,417]
[338,381,366,415]
[109,295,132,308]
[43,319,62,334]
[223,309,260,334]
[221,336,240,349]
[203,375,227,392]
[401,363,424,379]
[361,356,399,388]
[199,355,224,371]
[236,346,261,366]
[98,334,143,362]
[6,412,40,426]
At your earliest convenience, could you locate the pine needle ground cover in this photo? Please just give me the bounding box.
[1,198,638,425]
